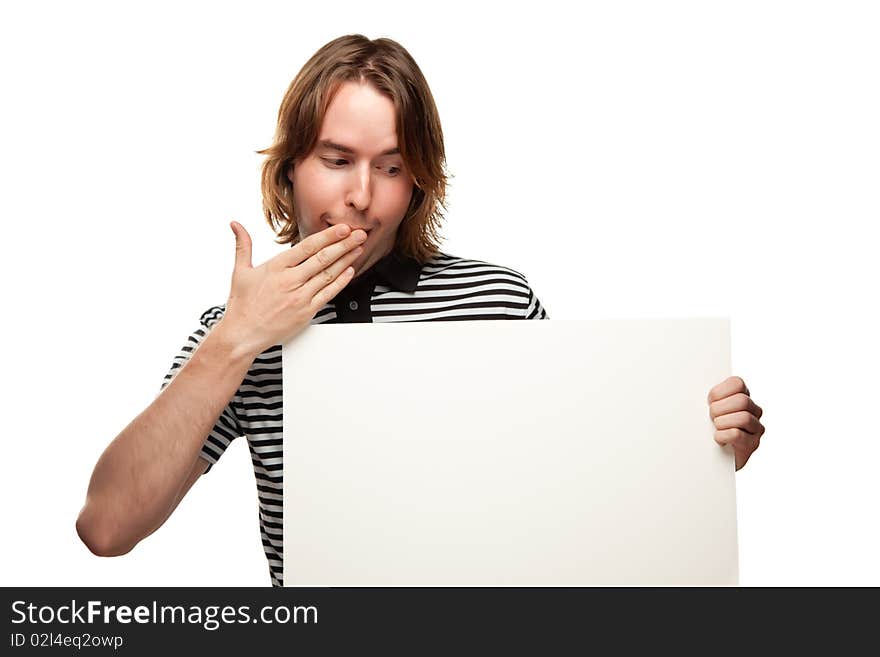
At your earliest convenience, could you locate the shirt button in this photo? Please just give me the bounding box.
[349,300,359,311]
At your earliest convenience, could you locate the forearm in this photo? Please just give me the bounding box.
[76,322,257,555]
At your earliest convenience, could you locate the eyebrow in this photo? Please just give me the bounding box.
[318,139,400,156]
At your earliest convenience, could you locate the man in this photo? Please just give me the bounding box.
[76,35,765,586]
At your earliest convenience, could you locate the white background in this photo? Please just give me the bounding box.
[1,0,877,586]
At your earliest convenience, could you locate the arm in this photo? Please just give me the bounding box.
[75,326,256,556]
[76,221,366,557]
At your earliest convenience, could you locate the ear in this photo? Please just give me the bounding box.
[286,165,295,185]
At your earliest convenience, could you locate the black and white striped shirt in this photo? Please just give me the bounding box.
[160,251,549,586]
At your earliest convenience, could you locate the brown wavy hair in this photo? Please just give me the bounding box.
[257,35,449,263]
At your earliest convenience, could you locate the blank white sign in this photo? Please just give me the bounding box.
[283,319,736,586]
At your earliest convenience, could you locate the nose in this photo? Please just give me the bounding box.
[345,162,372,213]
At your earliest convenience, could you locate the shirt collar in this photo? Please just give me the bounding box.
[370,250,422,293]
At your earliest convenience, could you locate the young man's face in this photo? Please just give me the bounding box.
[289,81,415,276]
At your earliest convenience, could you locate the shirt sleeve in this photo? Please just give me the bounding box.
[524,286,549,320]
[158,309,244,473]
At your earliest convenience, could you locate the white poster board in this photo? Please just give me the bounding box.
[283,319,736,585]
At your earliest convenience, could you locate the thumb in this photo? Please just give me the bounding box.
[230,221,253,270]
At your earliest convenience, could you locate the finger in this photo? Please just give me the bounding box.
[309,264,357,311]
[297,243,363,300]
[709,393,762,420]
[285,229,368,288]
[272,224,356,271]
[707,375,750,404]
[714,428,760,453]
[230,221,253,270]
[712,410,763,434]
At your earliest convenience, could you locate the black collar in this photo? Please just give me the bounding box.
[369,251,422,293]
[331,250,422,323]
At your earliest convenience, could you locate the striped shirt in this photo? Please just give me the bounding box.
[160,251,549,586]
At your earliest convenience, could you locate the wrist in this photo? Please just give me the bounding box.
[204,319,263,367]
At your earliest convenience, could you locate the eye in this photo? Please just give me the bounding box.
[385,166,401,177]
[321,158,348,167]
